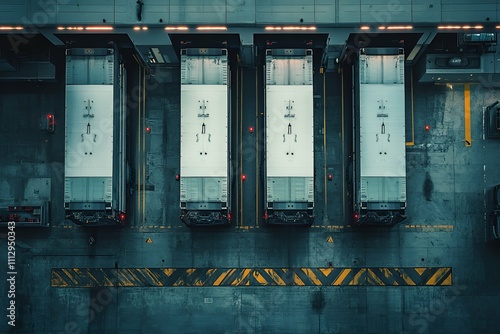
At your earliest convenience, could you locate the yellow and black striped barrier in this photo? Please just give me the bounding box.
[51,267,452,287]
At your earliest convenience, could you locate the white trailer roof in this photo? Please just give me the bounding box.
[266,85,314,178]
[359,84,406,177]
[359,53,406,178]
[180,84,228,177]
[64,85,113,178]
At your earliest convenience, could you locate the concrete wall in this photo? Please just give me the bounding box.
[0,0,497,26]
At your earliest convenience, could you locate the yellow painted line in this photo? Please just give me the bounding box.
[206,268,217,278]
[378,268,398,285]
[52,268,453,287]
[324,70,328,213]
[127,268,143,286]
[142,66,146,223]
[427,268,450,285]
[193,270,206,286]
[103,272,116,286]
[173,279,184,287]
[193,279,204,286]
[145,268,160,285]
[264,269,286,286]
[235,66,239,227]
[406,68,415,146]
[240,70,243,226]
[87,271,98,285]
[319,268,333,276]
[213,269,234,286]
[51,271,68,287]
[399,271,416,286]
[293,272,306,286]
[137,65,141,224]
[332,268,351,285]
[301,268,322,286]
[340,68,344,220]
[117,270,134,287]
[349,268,365,285]
[63,269,79,285]
[415,268,426,276]
[464,83,471,146]
[366,269,385,285]
[213,270,230,286]
[231,268,252,286]
[255,69,259,227]
[253,270,268,285]
[404,224,454,231]
[441,273,453,286]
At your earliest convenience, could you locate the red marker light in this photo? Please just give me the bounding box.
[227,212,232,221]
[263,210,268,220]
[47,114,53,119]
[424,125,430,131]
[249,126,254,133]
[241,174,247,181]
[175,174,180,180]
[354,212,359,220]
[146,126,151,133]
[120,213,126,221]
[328,174,333,180]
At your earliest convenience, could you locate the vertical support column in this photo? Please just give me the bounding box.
[464,83,471,147]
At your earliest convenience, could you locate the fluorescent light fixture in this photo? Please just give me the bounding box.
[360,26,370,30]
[165,26,189,31]
[265,26,316,31]
[438,25,483,30]
[0,26,23,30]
[57,27,65,30]
[85,26,113,31]
[142,27,148,30]
[283,26,316,30]
[437,25,460,29]
[379,26,387,30]
[133,27,141,31]
[386,25,413,30]
[197,26,227,31]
